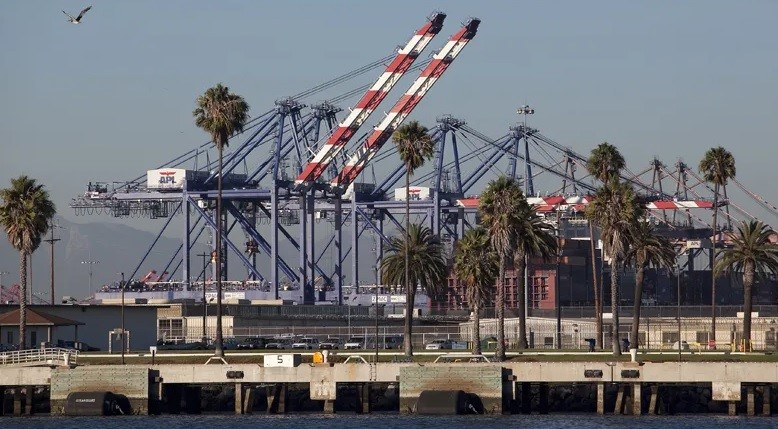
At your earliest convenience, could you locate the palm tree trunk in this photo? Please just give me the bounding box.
[404,279,415,356]
[473,297,482,355]
[631,262,645,351]
[589,221,603,349]
[403,169,412,356]
[711,182,719,346]
[19,251,28,350]
[611,259,621,356]
[743,260,754,350]
[214,146,224,358]
[516,252,528,349]
[496,257,506,361]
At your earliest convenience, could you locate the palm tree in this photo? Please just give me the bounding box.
[586,179,643,355]
[513,201,558,349]
[586,142,625,183]
[714,220,778,349]
[382,223,447,356]
[625,220,676,351]
[453,227,498,355]
[390,121,435,355]
[585,142,626,349]
[193,83,250,358]
[479,176,524,361]
[0,176,56,349]
[699,146,736,345]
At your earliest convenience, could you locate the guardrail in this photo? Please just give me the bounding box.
[0,347,79,367]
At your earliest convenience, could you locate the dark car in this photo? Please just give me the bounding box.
[57,340,101,352]
[237,337,267,350]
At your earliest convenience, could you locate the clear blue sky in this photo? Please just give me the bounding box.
[2,1,778,228]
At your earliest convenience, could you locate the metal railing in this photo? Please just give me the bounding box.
[0,347,79,367]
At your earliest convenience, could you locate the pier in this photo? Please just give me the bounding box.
[1,354,776,416]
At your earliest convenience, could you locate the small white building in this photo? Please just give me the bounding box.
[0,308,83,347]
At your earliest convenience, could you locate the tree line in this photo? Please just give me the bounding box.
[2,84,776,361]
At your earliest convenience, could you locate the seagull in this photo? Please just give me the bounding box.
[63,5,92,24]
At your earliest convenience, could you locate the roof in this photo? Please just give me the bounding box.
[0,308,84,327]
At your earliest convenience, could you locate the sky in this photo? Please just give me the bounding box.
[2,0,778,233]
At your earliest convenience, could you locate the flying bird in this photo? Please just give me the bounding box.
[62,5,92,24]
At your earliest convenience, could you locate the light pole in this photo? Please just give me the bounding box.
[120,272,125,365]
[518,104,535,321]
[0,271,8,289]
[44,221,64,305]
[677,264,682,363]
[81,259,99,297]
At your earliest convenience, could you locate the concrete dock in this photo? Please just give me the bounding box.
[1,357,776,416]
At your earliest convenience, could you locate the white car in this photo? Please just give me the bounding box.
[425,339,452,350]
[344,337,365,350]
[291,337,319,350]
[319,338,342,350]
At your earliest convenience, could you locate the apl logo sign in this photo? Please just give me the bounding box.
[408,188,421,201]
[159,171,177,185]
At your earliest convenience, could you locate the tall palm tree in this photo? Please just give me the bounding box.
[699,146,736,345]
[0,176,56,349]
[382,223,447,356]
[586,142,625,183]
[513,201,558,349]
[193,83,250,358]
[586,179,643,355]
[479,176,524,361]
[714,220,778,348]
[390,121,435,355]
[453,227,498,355]
[625,220,676,351]
[585,142,626,349]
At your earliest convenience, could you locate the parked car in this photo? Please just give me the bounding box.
[0,343,18,352]
[155,339,206,350]
[366,335,404,349]
[237,337,267,350]
[291,337,319,350]
[57,340,101,352]
[344,337,365,350]
[265,338,291,349]
[319,337,342,350]
[425,339,452,350]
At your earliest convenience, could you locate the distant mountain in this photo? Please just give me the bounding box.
[1,214,399,303]
[0,217,180,302]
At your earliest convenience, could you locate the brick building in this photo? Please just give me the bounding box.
[435,238,602,311]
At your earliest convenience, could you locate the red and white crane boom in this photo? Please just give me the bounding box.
[331,18,481,190]
[295,12,447,187]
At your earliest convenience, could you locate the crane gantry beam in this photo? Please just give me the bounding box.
[331,18,481,190]
[295,12,446,188]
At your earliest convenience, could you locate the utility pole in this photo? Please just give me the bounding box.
[44,221,63,305]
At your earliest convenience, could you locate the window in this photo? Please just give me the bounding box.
[7,331,12,344]
[31,331,37,346]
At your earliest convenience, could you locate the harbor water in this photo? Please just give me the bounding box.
[1,414,776,429]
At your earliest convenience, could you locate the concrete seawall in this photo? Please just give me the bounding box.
[1,360,776,416]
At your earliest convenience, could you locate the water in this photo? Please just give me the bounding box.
[1,414,775,429]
